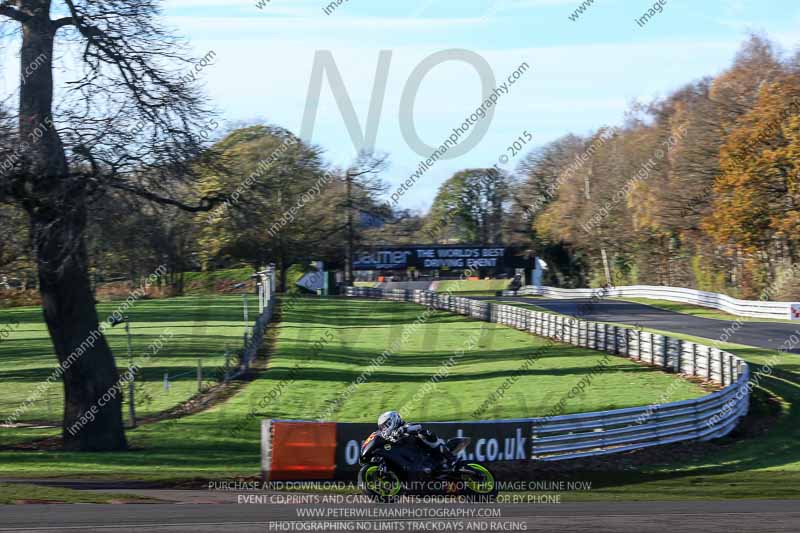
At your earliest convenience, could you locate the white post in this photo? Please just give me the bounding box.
[125,320,136,428]
[243,293,250,347]
[261,419,273,481]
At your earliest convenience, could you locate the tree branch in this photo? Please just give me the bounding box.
[52,16,76,31]
[106,180,220,213]
[0,1,30,23]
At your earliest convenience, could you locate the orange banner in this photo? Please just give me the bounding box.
[269,421,337,480]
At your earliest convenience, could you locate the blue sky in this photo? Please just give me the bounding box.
[6,0,800,212]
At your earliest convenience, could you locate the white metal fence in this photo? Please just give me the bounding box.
[237,268,277,374]
[207,268,277,383]
[346,287,750,461]
[503,284,798,321]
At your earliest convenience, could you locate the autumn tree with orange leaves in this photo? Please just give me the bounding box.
[704,77,800,295]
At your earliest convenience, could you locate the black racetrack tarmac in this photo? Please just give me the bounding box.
[1,497,799,532]
[479,297,800,354]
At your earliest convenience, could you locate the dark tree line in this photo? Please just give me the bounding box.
[511,35,799,299]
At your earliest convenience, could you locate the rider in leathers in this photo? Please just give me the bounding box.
[377,411,455,470]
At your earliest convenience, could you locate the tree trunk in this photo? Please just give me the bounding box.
[278,257,288,293]
[344,172,353,286]
[31,210,128,451]
[19,1,127,451]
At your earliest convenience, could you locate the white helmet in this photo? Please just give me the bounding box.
[377,411,403,438]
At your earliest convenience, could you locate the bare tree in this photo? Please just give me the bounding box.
[340,152,388,286]
[0,0,221,450]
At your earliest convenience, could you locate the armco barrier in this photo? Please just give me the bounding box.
[260,288,750,478]
[503,284,798,321]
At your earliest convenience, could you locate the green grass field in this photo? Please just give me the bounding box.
[243,298,705,422]
[435,279,510,295]
[0,295,257,426]
[0,483,153,504]
[485,300,552,314]
[0,297,705,481]
[492,299,800,500]
[2,296,799,501]
[528,334,800,501]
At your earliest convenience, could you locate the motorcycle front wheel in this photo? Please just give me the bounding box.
[358,464,403,502]
[460,463,498,499]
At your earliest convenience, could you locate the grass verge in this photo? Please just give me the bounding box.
[0,297,704,481]
[435,279,510,295]
[0,295,257,426]
[0,482,154,504]
[494,299,800,500]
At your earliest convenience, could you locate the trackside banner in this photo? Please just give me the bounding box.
[335,421,532,473]
[263,420,532,481]
[352,245,529,271]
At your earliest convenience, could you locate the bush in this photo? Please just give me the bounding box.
[691,255,726,293]
[284,264,318,295]
[183,267,255,294]
[771,262,800,301]
[0,289,40,308]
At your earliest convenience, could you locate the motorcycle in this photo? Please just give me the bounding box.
[357,429,498,501]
